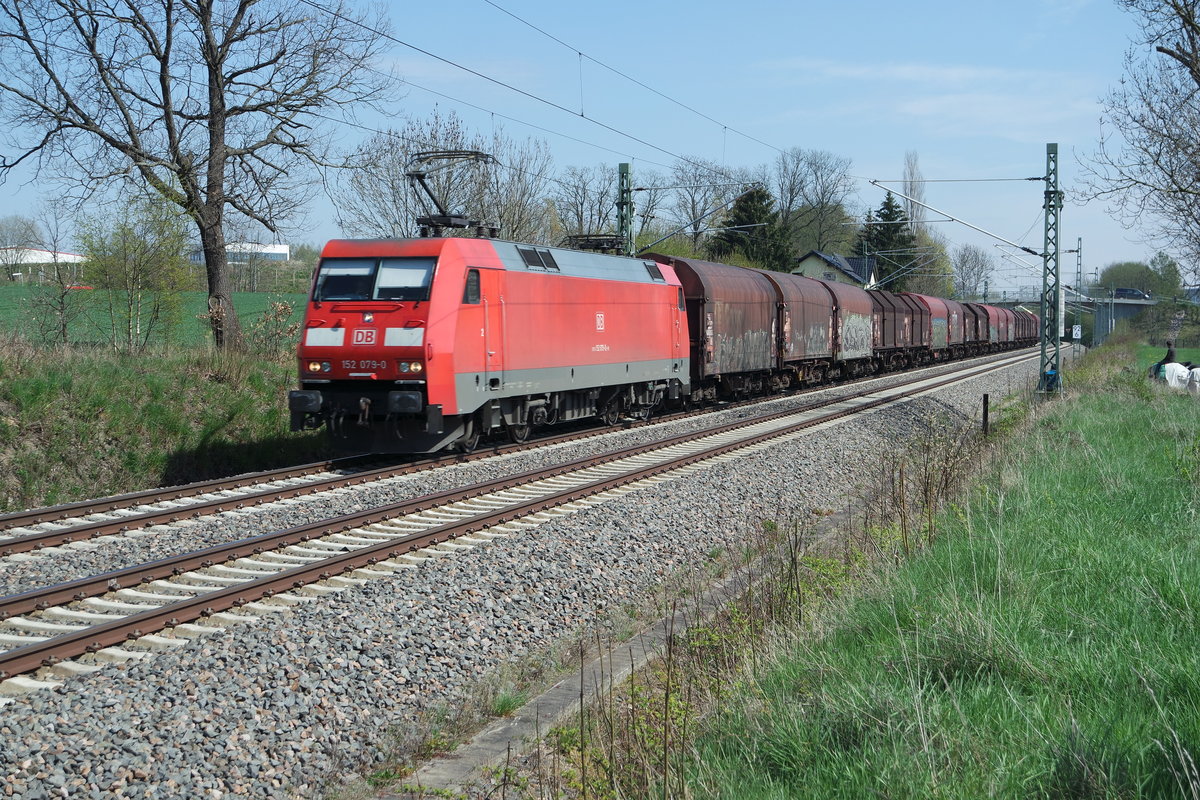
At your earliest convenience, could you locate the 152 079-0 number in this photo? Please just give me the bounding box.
[342,360,388,371]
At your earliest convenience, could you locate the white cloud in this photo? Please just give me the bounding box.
[761,57,1081,92]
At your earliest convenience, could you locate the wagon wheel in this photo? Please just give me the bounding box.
[458,416,482,453]
[506,422,531,443]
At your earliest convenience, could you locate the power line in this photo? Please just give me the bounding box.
[866,177,1043,183]
[395,74,674,170]
[478,0,783,156]
[11,21,669,201]
[296,0,741,184]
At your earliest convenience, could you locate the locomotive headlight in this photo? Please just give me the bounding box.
[306,361,322,373]
[398,361,424,374]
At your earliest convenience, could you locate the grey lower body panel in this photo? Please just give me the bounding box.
[293,358,691,454]
[453,358,688,414]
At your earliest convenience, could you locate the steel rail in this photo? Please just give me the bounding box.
[0,352,1034,679]
[1,348,1032,539]
[0,350,1035,620]
[0,349,1034,557]
[0,455,382,533]
[0,382,877,620]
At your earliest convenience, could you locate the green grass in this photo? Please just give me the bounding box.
[0,340,328,511]
[682,346,1200,798]
[1139,341,1200,369]
[0,284,306,348]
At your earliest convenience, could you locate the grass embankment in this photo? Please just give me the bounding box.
[685,346,1200,797]
[494,343,1200,799]
[0,336,327,514]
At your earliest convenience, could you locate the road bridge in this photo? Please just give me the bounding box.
[987,294,1157,346]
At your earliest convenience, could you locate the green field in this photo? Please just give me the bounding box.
[0,284,307,348]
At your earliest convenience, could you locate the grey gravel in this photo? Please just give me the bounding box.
[0,356,1040,798]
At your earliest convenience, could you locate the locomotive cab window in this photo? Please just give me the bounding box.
[314,259,374,300]
[313,256,436,302]
[375,257,435,301]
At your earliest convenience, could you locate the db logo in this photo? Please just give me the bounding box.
[595,312,605,331]
[352,329,377,345]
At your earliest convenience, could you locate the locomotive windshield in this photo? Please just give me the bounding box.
[314,256,436,302]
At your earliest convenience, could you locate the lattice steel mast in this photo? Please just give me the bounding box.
[1037,143,1064,394]
[617,162,634,256]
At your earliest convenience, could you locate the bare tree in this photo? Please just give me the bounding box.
[0,215,41,281]
[336,112,554,243]
[952,243,995,299]
[477,128,554,244]
[774,148,856,255]
[30,199,86,345]
[552,165,616,237]
[0,0,392,348]
[669,157,732,249]
[629,168,668,240]
[1079,1,1200,282]
[773,148,807,233]
[902,150,927,237]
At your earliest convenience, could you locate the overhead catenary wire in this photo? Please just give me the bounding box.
[478,0,784,156]
[8,24,673,205]
[869,179,1044,257]
[1,17,679,179]
[295,0,744,185]
[394,73,675,170]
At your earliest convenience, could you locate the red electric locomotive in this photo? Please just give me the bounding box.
[289,237,689,453]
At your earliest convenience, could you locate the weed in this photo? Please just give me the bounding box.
[549,726,581,754]
[490,687,528,718]
[365,768,408,788]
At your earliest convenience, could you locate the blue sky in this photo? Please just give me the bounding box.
[1,0,1158,292]
[373,0,1150,292]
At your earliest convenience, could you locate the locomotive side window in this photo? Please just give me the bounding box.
[463,269,481,304]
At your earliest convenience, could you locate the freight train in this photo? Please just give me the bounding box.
[288,237,1037,453]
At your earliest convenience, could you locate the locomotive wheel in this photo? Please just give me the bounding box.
[507,422,531,443]
[600,402,621,426]
[458,417,482,453]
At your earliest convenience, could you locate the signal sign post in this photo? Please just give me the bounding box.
[1037,143,1064,395]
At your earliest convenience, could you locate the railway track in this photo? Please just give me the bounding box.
[0,351,1035,694]
[0,349,1030,560]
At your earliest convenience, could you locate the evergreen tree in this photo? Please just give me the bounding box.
[856,192,917,288]
[707,186,791,271]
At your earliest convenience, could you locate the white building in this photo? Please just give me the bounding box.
[189,242,291,265]
[0,247,86,281]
